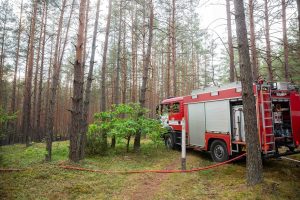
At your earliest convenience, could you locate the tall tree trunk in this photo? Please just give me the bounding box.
[114,0,123,104]
[69,0,87,163]
[100,0,112,151]
[82,0,90,65]
[37,0,48,141]
[204,54,208,87]
[249,0,258,80]
[112,0,124,148]
[0,3,7,109]
[33,2,46,140]
[9,0,24,143]
[45,0,67,161]
[233,0,263,186]
[131,4,137,102]
[264,0,273,81]
[121,22,127,105]
[79,0,101,160]
[282,0,289,81]
[134,0,154,152]
[59,0,76,68]
[11,0,24,114]
[21,0,38,146]
[166,14,171,97]
[226,0,235,82]
[296,0,300,41]
[45,36,54,131]
[100,0,113,112]
[171,0,177,96]
[77,0,90,158]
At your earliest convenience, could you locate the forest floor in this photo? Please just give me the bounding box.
[1,140,300,200]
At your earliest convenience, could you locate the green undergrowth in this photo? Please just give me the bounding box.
[1,141,300,200]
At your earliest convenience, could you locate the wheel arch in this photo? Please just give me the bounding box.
[163,126,174,139]
[205,132,232,155]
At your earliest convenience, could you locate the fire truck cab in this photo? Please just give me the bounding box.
[158,81,300,162]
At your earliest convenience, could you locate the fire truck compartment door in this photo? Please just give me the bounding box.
[205,100,231,134]
[188,103,206,146]
[290,92,300,146]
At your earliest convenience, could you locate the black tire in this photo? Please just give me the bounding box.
[288,146,295,152]
[165,133,176,150]
[210,140,229,162]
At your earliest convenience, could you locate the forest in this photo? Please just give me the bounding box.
[1,0,300,199]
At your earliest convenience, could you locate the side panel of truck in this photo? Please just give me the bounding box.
[205,100,231,134]
[290,92,300,146]
[188,103,206,146]
[188,100,232,147]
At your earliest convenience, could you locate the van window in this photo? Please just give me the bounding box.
[162,104,170,114]
[172,102,180,113]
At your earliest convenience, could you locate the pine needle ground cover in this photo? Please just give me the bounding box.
[1,141,299,200]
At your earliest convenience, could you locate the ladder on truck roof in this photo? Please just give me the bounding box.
[260,85,276,154]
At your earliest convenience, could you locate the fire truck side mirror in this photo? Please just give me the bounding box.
[271,82,277,90]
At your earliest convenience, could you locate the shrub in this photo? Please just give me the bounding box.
[86,103,166,154]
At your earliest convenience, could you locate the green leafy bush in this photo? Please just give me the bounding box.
[86,103,166,154]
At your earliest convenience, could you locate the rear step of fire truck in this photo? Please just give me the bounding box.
[261,85,276,155]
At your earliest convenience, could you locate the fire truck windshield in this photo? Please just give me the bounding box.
[172,102,180,113]
[162,104,170,114]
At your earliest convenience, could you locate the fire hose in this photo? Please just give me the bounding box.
[60,153,246,174]
[0,153,246,173]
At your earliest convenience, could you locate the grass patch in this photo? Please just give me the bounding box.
[1,141,300,199]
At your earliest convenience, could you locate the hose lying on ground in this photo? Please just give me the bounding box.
[0,168,25,172]
[0,153,246,173]
[60,153,246,174]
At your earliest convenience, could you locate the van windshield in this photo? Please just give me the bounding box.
[162,104,170,114]
[172,102,180,113]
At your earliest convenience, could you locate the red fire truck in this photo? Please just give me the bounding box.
[158,81,300,162]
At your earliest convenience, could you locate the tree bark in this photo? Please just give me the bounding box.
[36,0,48,141]
[249,0,259,81]
[36,1,48,140]
[131,3,137,102]
[282,0,289,81]
[82,0,90,65]
[45,36,54,133]
[11,0,23,114]
[264,0,273,81]
[111,0,124,148]
[33,2,46,139]
[134,0,154,152]
[69,0,87,163]
[0,2,7,109]
[79,0,101,160]
[9,0,24,143]
[296,0,300,41]
[59,0,76,68]
[45,0,67,161]
[21,0,38,146]
[171,0,177,96]
[100,0,113,112]
[166,14,171,97]
[233,0,263,186]
[226,0,235,82]
[114,0,123,107]
[121,21,127,105]
[99,0,112,151]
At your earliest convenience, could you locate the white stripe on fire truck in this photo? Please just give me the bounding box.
[168,120,182,125]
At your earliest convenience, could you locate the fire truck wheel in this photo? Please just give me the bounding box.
[165,133,175,150]
[288,146,295,152]
[210,140,229,162]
